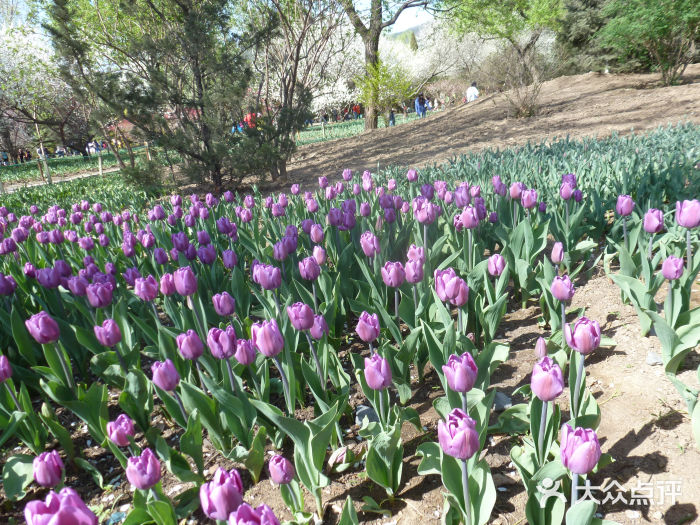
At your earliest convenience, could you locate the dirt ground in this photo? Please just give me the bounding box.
[281,65,700,190]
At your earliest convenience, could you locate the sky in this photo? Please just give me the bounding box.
[392,6,434,33]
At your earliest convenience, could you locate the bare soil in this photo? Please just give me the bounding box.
[281,65,700,190]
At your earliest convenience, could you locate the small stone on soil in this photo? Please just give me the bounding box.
[646,351,663,366]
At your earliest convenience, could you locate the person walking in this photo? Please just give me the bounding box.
[388,108,395,127]
[414,94,426,118]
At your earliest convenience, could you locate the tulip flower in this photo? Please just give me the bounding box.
[551,275,574,302]
[0,355,11,383]
[560,423,601,504]
[299,256,321,281]
[213,292,236,317]
[269,455,295,485]
[94,319,122,347]
[107,414,136,447]
[126,448,161,490]
[24,488,98,525]
[405,259,424,284]
[312,245,326,266]
[406,168,418,182]
[551,242,564,268]
[492,175,507,196]
[487,254,505,277]
[160,273,176,296]
[642,208,664,259]
[407,244,425,264]
[229,504,281,525]
[356,311,380,350]
[442,352,478,409]
[675,199,700,271]
[173,266,197,296]
[287,302,314,331]
[360,231,380,258]
[535,336,548,360]
[208,327,236,359]
[33,451,63,487]
[564,316,600,418]
[25,311,60,344]
[252,263,281,291]
[438,408,479,524]
[560,181,574,201]
[364,353,392,426]
[176,330,204,360]
[662,256,684,281]
[616,195,635,250]
[151,359,180,391]
[134,275,158,302]
[310,314,329,340]
[251,318,291,413]
[199,467,244,520]
[234,339,256,366]
[521,189,538,209]
[531,357,564,403]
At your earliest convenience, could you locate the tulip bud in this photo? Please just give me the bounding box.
[222,249,238,269]
[134,275,158,302]
[33,451,64,487]
[364,353,392,390]
[487,254,505,277]
[25,311,60,344]
[160,273,176,296]
[564,317,601,355]
[360,231,380,258]
[560,424,601,475]
[405,260,424,284]
[298,256,321,281]
[94,319,122,347]
[287,302,314,331]
[24,488,98,525]
[199,467,244,520]
[615,195,634,216]
[312,245,326,266]
[442,352,478,393]
[213,292,236,316]
[251,319,284,357]
[509,182,524,200]
[643,208,664,234]
[173,266,197,296]
[531,356,564,401]
[356,311,380,343]
[521,189,538,209]
[310,314,329,340]
[0,355,12,382]
[230,504,280,525]
[550,275,575,302]
[437,408,479,460]
[176,330,204,360]
[675,199,700,228]
[207,327,235,359]
[234,339,256,365]
[560,182,574,201]
[551,242,564,265]
[661,256,684,280]
[107,414,136,447]
[126,448,161,490]
[381,261,405,288]
[268,455,295,485]
[535,336,548,359]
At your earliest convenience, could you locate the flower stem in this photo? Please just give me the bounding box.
[648,234,653,260]
[305,331,325,390]
[394,289,400,325]
[113,344,128,375]
[565,201,570,231]
[225,359,237,395]
[379,388,386,429]
[312,282,318,312]
[467,229,473,271]
[687,229,693,273]
[173,391,188,423]
[561,301,566,336]
[458,308,463,334]
[571,473,579,505]
[462,391,467,413]
[461,459,472,525]
[538,400,548,465]
[4,382,21,411]
[412,284,417,310]
[272,355,292,415]
[55,343,76,391]
[572,355,585,419]
[623,216,628,252]
[369,341,374,355]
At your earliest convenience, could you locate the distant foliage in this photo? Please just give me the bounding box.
[596,0,700,85]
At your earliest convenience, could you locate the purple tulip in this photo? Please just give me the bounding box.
[615,195,634,216]
[36,267,61,289]
[560,424,601,475]
[25,311,60,344]
[126,448,161,490]
[151,359,180,391]
[173,266,197,296]
[24,488,98,525]
[231,339,254,365]
[551,242,564,265]
[573,189,583,202]
[176,330,204,360]
[313,245,326,266]
[381,261,405,288]
[287,302,314,331]
[406,168,418,182]
[33,451,63,487]
[298,256,321,281]
[356,311,380,343]
[661,256,684,280]
[134,275,158,302]
[442,352,478,393]
[213,292,236,316]
[199,467,244,520]
[252,263,281,290]
[268,455,295,485]
[122,267,141,286]
[359,202,371,216]
[160,273,176,296]
[643,208,664,233]
[437,408,479,460]
[251,319,284,357]
[107,414,136,447]
[360,231,380,258]
[675,199,700,228]
[460,206,479,229]
[560,182,574,201]
[492,176,507,196]
[229,503,281,525]
[550,275,574,302]
[94,319,122,347]
[487,254,505,277]
[198,244,217,265]
[405,260,424,284]
[207,327,236,359]
[222,249,238,269]
[407,244,425,264]
[0,355,11,382]
[197,230,211,245]
[434,268,458,302]
[521,189,538,209]
[535,337,548,360]
[509,182,525,200]
[364,353,392,390]
[310,314,329,340]
[564,317,601,355]
[446,276,469,307]
[531,356,564,401]
[413,197,437,224]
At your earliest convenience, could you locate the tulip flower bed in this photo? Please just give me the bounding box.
[0,125,698,525]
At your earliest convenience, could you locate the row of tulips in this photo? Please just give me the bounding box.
[0,135,697,524]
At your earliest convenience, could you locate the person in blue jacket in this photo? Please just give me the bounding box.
[414,94,426,118]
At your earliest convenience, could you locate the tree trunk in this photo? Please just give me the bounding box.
[364,35,380,130]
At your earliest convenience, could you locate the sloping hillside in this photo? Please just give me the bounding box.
[286,65,700,184]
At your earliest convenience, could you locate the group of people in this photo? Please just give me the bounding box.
[414,82,480,119]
